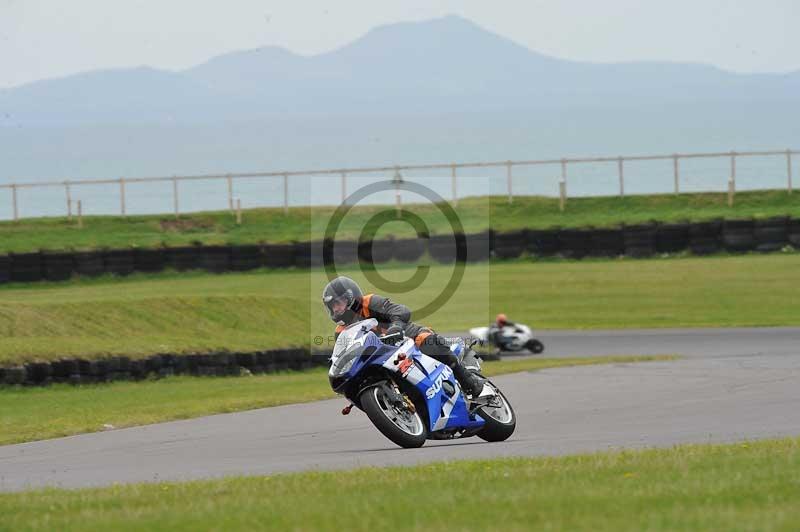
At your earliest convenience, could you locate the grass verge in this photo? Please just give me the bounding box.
[1,190,798,253]
[2,435,797,531]
[0,355,673,446]
[0,254,797,365]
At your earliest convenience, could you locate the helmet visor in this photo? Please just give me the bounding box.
[324,293,353,321]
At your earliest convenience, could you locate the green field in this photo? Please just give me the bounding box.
[0,355,669,446]
[0,254,798,365]
[0,190,798,253]
[2,436,797,531]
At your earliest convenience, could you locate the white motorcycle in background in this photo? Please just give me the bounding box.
[469,323,545,355]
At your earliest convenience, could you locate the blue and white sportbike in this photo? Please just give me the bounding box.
[328,318,516,448]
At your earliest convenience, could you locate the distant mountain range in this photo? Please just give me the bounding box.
[2,15,798,126]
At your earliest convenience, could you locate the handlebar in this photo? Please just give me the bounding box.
[379,331,404,344]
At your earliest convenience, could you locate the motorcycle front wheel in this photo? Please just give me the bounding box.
[476,380,516,442]
[360,385,427,448]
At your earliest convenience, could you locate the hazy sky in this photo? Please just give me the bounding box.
[2,0,797,89]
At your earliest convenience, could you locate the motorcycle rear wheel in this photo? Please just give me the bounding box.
[526,339,545,354]
[360,385,427,448]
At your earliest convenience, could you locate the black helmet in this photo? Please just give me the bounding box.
[322,276,363,325]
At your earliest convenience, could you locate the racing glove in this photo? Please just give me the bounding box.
[385,323,405,345]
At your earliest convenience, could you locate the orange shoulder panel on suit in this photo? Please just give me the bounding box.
[415,331,432,347]
[360,294,374,318]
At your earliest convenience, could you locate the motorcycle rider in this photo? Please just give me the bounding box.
[322,276,491,399]
[489,313,519,351]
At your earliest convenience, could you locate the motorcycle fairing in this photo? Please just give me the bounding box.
[381,338,484,432]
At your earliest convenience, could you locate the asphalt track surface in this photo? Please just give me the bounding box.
[1,327,798,492]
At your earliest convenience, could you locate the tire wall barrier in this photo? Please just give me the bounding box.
[0,348,331,387]
[392,237,427,262]
[591,228,625,257]
[789,219,800,247]
[753,217,789,252]
[493,230,527,259]
[9,252,43,282]
[104,249,135,276]
[656,223,690,253]
[230,245,261,272]
[0,217,798,286]
[428,235,458,263]
[465,231,492,263]
[722,220,756,252]
[0,255,10,284]
[358,238,395,264]
[622,224,657,258]
[43,252,75,281]
[527,229,561,256]
[689,220,722,255]
[135,248,166,273]
[559,228,592,259]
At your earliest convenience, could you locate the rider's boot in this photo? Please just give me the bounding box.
[415,330,495,401]
[452,363,494,400]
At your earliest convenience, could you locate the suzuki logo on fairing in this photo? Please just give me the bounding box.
[425,366,453,399]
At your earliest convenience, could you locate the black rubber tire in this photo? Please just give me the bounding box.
[475,380,517,442]
[360,386,427,449]
[526,339,545,354]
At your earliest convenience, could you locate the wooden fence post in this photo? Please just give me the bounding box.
[119,178,126,217]
[393,168,403,216]
[728,179,735,207]
[172,176,179,219]
[227,174,233,212]
[451,164,458,207]
[283,173,289,215]
[559,180,567,212]
[11,184,18,221]
[77,200,83,228]
[65,182,72,221]
[506,162,513,204]
[673,154,680,194]
[236,198,242,225]
[618,156,625,197]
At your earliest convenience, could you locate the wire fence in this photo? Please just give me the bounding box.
[0,148,796,221]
